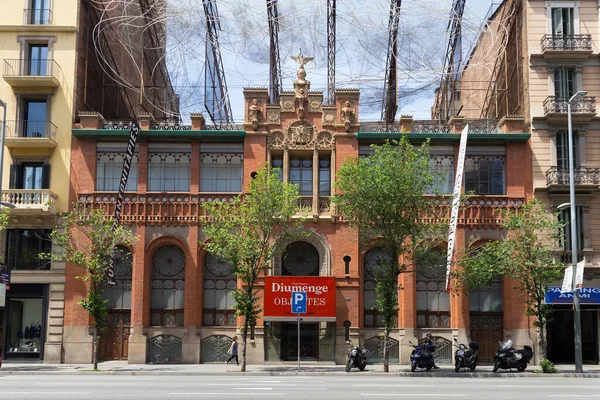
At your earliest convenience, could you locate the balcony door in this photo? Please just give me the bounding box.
[24,100,47,138]
[10,163,50,190]
[554,68,574,100]
[31,0,50,24]
[552,8,574,36]
[28,45,48,76]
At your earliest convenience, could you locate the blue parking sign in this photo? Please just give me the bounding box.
[291,292,307,314]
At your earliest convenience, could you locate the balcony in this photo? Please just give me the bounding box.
[23,8,52,25]
[1,189,58,215]
[542,96,596,122]
[3,120,57,149]
[3,59,60,88]
[545,167,600,193]
[540,34,593,60]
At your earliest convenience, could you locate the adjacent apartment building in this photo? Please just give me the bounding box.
[0,0,176,363]
[438,0,600,364]
[65,58,534,365]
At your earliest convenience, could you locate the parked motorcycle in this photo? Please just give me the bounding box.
[409,341,436,372]
[453,338,479,372]
[345,341,368,372]
[493,339,533,372]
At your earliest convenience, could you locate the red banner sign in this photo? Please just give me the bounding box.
[264,276,336,321]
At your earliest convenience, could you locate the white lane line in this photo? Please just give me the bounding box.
[2,392,91,396]
[362,395,467,397]
[500,386,598,389]
[548,396,600,398]
[170,393,285,396]
[356,384,427,387]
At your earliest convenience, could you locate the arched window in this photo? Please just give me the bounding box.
[151,245,185,327]
[282,242,319,276]
[416,249,450,328]
[103,245,133,311]
[364,247,396,328]
[203,253,236,326]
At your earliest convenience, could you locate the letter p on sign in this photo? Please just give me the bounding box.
[292,292,307,314]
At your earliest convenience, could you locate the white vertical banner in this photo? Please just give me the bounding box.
[445,125,469,291]
[560,260,585,294]
[575,260,585,289]
[0,282,6,307]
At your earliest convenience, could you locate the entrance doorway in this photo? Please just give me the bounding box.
[547,308,599,364]
[281,322,318,361]
[470,313,503,363]
[100,311,130,360]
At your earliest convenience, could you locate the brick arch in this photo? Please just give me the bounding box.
[271,230,331,276]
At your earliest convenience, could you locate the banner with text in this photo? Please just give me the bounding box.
[546,286,600,304]
[445,124,469,291]
[264,276,336,321]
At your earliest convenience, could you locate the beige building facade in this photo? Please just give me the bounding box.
[445,0,600,364]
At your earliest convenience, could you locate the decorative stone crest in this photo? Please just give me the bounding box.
[248,98,262,130]
[266,106,281,125]
[340,100,355,132]
[268,120,335,151]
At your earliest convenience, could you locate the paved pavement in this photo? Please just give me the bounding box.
[0,360,598,377]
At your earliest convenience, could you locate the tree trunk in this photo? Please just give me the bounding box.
[241,322,249,372]
[93,328,99,370]
[383,328,389,372]
[537,313,547,360]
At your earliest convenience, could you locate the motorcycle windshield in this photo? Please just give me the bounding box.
[499,340,513,351]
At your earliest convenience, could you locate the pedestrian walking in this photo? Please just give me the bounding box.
[226,336,239,365]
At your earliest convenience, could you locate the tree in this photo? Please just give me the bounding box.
[47,204,136,370]
[454,199,563,358]
[201,166,303,372]
[332,138,441,372]
[0,208,9,230]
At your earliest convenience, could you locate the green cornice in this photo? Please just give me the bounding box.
[72,129,246,140]
[356,132,531,142]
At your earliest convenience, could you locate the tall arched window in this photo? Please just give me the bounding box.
[363,247,395,328]
[203,253,236,326]
[282,242,319,276]
[103,245,133,311]
[416,249,450,328]
[151,245,185,327]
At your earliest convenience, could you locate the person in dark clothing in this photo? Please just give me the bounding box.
[226,336,239,365]
[425,332,440,369]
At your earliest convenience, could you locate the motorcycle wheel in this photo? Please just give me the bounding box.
[493,361,499,373]
[411,362,417,372]
[426,365,432,372]
[345,359,353,372]
[455,360,461,372]
[469,361,477,371]
[359,363,366,371]
[517,364,526,372]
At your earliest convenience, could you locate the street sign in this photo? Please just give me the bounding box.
[291,291,307,314]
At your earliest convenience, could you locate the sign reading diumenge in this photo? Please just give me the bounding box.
[264,276,336,321]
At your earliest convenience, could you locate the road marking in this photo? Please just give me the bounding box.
[362,395,467,397]
[500,386,597,389]
[356,384,427,387]
[2,392,91,396]
[170,393,285,396]
[548,396,600,398]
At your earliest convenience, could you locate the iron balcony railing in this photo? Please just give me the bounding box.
[23,8,52,25]
[4,120,57,140]
[541,34,592,52]
[545,166,600,186]
[3,58,59,79]
[543,96,596,115]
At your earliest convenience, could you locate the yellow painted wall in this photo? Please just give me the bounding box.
[0,0,78,212]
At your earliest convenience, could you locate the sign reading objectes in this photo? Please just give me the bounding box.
[264,276,336,321]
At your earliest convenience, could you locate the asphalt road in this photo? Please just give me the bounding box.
[0,374,598,400]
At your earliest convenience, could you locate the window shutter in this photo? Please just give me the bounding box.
[9,164,16,189]
[15,164,24,189]
[42,164,51,189]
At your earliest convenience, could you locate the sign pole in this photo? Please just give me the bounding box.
[297,312,300,372]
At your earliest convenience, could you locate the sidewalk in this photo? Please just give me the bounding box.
[0,361,599,377]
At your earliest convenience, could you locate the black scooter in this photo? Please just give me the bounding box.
[409,341,435,372]
[345,341,368,372]
[493,340,533,372]
[453,338,479,372]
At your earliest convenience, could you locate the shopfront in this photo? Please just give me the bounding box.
[2,284,48,361]
[545,286,600,364]
[263,276,337,362]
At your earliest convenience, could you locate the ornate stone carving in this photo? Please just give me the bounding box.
[248,98,262,130]
[281,97,295,113]
[291,50,313,119]
[310,99,322,113]
[266,107,280,125]
[268,122,334,151]
[340,100,355,132]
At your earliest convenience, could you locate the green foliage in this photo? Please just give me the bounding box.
[46,203,136,367]
[540,358,558,373]
[455,199,563,357]
[0,207,9,230]
[201,166,303,371]
[332,138,444,371]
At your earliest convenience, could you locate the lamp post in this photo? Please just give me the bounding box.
[567,90,586,373]
[0,98,6,201]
